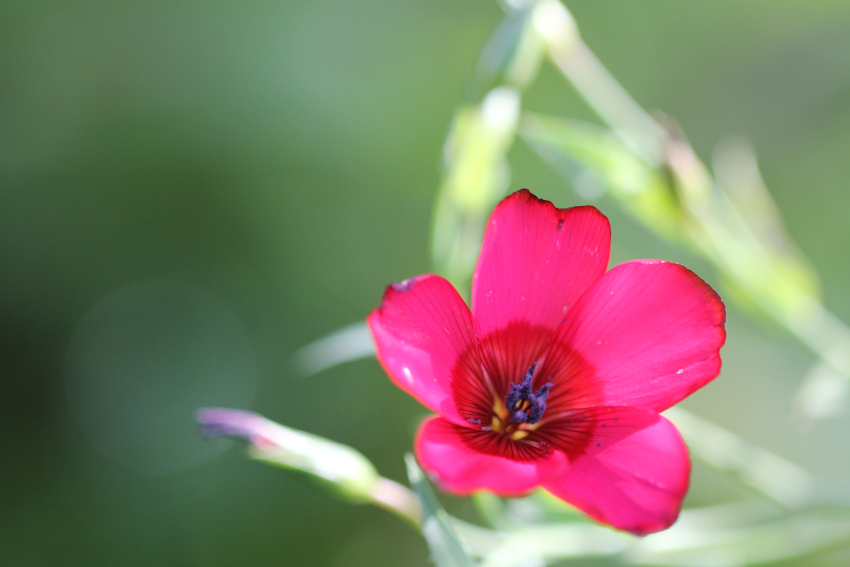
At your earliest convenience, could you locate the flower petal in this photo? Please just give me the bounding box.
[368,274,477,424]
[414,416,566,496]
[544,260,725,413]
[472,190,611,384]
[543,410,689,535]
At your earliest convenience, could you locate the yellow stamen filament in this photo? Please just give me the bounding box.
[487,394,542,439]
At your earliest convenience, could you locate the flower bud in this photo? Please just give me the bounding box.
[197,408,379,503]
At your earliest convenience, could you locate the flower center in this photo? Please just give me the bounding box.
[505,362,551,424]
[488,362,551,440]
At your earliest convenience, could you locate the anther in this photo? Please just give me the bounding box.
[504,362,551,425]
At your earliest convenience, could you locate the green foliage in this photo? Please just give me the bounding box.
[520,112,682,240]
[291,2,850,565]
[406,455,477,567]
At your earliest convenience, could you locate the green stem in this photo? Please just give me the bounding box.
[369,477,423,529]
[517,0,850,420]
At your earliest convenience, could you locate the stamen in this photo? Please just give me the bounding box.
[504,362,551,425]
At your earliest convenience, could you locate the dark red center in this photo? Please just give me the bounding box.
[450,322,603,462]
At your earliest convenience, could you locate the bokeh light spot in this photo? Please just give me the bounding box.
[64,283,257,476]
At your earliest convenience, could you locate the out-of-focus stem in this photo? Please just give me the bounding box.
[370,477,423,529]
[517,0,850,421]
[472,491,516,531]
[432,2,549,292]
[664,407,814,509]
[530,0,664,164]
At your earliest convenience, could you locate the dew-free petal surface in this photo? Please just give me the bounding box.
[414,416,566,495]
[368,274,476,424]
[472,190,610,385]
[543,411,689,535]
[544,260,725,413]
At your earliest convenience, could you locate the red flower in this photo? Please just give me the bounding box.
[368,190,725,535]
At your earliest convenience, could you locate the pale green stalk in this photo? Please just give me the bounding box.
[296,0,838,529]
[431,1,547,293]
[664,408,813,509]
[451,500,850,567]
[284,3,850,565]
[510,0,850,421]
[406,455,477,567]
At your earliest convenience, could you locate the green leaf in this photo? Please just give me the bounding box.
[629,508,850,567]
[481,525,631,567]
[663,407,813,510]
[405,454,477,567]
[292,321,375,377]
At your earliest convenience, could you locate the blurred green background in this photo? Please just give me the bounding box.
[3,1,850,565]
